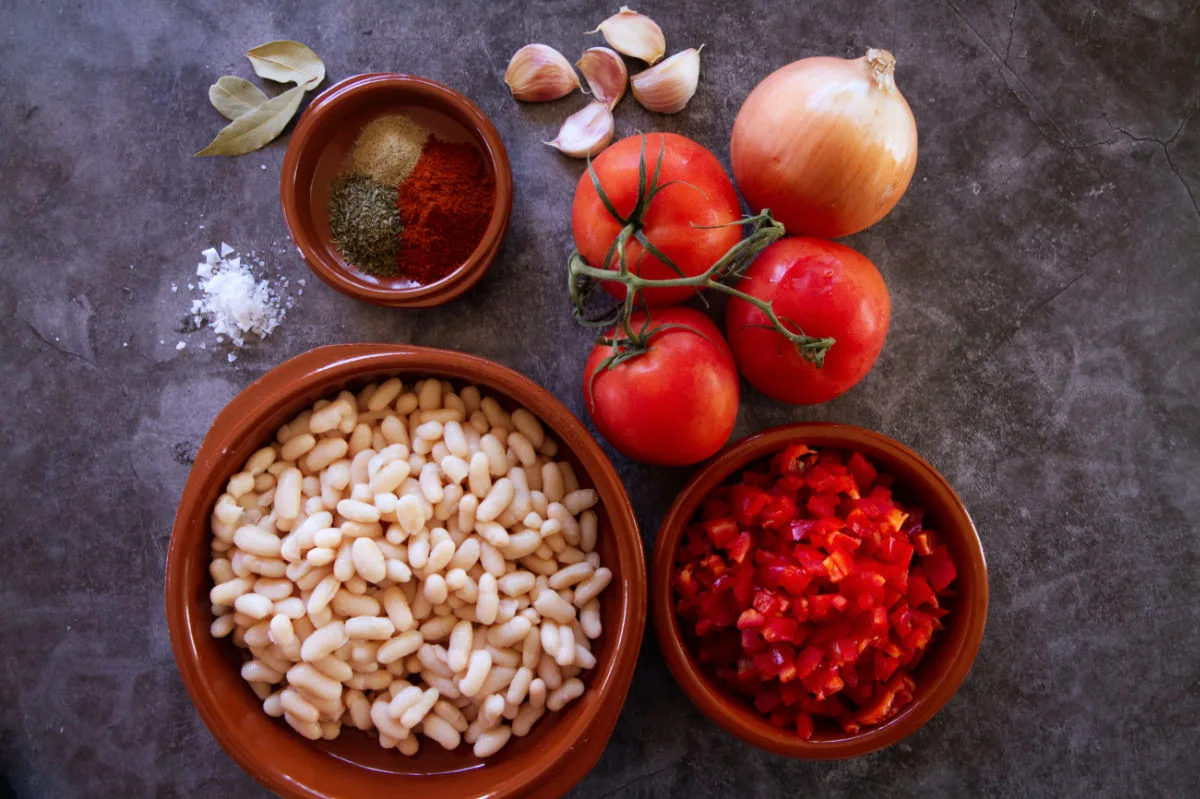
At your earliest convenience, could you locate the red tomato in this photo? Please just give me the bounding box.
[583,307,738,465]
[726,238,890,405]
[571,133,742,306]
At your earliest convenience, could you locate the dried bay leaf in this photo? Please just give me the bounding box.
[209,75,269,120]
[247,40,325,90]
[195,85,305,157]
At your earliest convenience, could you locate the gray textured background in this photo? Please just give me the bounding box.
[1,0,1198,797]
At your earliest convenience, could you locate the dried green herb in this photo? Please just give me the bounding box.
[328,175,403,276]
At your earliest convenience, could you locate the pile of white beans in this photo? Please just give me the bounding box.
[207,377,613,758]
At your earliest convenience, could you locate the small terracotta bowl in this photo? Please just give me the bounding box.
[652,423,987,759]
[165,344,646,798]
[280,74,513,307]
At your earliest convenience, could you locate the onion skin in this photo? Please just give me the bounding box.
[730,49,918,239]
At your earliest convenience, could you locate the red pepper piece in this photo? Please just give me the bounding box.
[874,651,900,683]
[907,575,938,608]
[701,498,731,520]
[806,493,840,518]
[773,444,815,475]
[911,531,937,557]
[823,550,856,583]
[736,608,767,631]
[762,616,800,644]
[739,470,774,488]
[778,565,812,595]
[792,545,827,575]
[922,545,957,591]
[702,517,739,548]
[733,563,755,604]
[825,530,861,553]
[728,531,754,564]
[794,645,824,680]
[847,451,878,491]
[795,712,815,740]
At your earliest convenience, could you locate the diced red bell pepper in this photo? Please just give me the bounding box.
[759,494,798,530]
[907,575,938,608]
[874,651,900,683]
[792,545,827,575]
[825,530,861,553]
[777,565,812,595]
[795,712,815,740]
[702,517,739,548]
[732,484,771,526]
[774,444,815,475]
[762,616,801,644]
[922,545,957,591]
[847,451,878,491]
[739,470,774,488]
[806,493,840,518]
[737,608,767,631]
[701,498,731,520]
[733,563,755,604]
[727,531,754,564]
[823,550,856,583]
[911,531,937,557]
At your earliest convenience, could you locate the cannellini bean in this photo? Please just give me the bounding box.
[507,432,537,468]
[475,478,514,523]
[287,663,343,702]
[473,725,512,757]
[281,434,317,462]
[498,570,535,597]
[351,538,386,583]
[210,577,253,606]
[233,526,281,559]
[573,567,612,606]
[549,562,594,590]
[580,599,602,639]
[512,704,544,737]
[372,697,412,739]
[378,630,424,663]
[400,687,440,728]
[486,615,531,649]
[555,626,576,667]
[312,655,354,683]
[301,621,347,662]
[546,678,585,711]
[234,593,274,620]
[511,409,545,449]
[422,714,461,750]
[346,616,395,640]
[459,649,493,697]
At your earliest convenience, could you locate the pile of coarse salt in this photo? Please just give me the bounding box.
[191,243,284,353]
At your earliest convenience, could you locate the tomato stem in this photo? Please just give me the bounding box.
[569,136,835,367]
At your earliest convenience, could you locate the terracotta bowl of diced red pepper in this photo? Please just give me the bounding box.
[652,422,987,759]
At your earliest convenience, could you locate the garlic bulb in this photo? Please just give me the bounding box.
[505,44,581,102]
[630,47,702,113]
[545,101,615,158]
[577,47,628,109]
[587,6,665,65]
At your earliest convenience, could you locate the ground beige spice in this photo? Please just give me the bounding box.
[351,114,428,185]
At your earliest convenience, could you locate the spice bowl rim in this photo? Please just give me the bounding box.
[651,422,988,760]
[280,73,513,308]
[165,343,647,798]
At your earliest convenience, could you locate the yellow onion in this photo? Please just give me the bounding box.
[730,48,918,239]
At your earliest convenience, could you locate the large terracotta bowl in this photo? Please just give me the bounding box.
[165,344,646,798]
[281,74,513,307]
[652,423,987,759]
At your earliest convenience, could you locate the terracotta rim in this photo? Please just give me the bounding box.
[165,344,646,798]
[652,422,988,759]
[280,74,514,307]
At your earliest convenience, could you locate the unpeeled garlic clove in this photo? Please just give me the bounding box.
[577,47,628,109]
[505,44,581,102]
[630,47,702,114]
[545,101,615,158]
[587,6,665,65]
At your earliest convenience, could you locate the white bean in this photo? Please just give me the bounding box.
[346,616,395,640]
[301,621,347,662]
[546,678,585,711]
[473,725,512,758]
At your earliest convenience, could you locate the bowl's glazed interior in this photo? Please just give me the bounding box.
[281,74,513,307]
[167,345,644,799]
[652,423,988,759]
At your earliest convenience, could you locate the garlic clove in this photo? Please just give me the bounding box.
[577,47,628,109]
[505,44,581,102]
[630,47,702,114]
[544,101,615,159]
[587,6,665,65]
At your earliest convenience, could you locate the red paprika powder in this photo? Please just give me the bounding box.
[395,138,496,284]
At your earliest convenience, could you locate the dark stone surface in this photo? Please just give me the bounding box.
[1,0,1197,796]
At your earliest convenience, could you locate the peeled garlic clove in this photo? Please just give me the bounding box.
[505,44,581,102]
[587,6,665,65]
[577,47,628,109]
[630,47,702,114]
[545,101,615,159]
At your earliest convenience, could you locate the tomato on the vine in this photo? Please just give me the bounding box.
[726,238,890,405]
[584,307,739,466]
[571,133,742,307]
